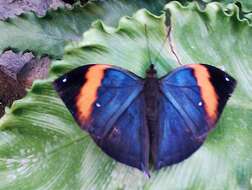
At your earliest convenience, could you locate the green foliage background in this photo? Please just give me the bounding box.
[0,0,252,189]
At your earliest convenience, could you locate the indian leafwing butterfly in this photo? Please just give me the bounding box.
[53,26,236,176]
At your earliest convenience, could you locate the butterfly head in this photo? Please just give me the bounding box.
[146,64,157,78]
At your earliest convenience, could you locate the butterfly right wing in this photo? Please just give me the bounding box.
[152,64,236,169]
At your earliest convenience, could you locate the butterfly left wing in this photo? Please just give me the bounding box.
[53,64,149,173]
[152,64,236,169]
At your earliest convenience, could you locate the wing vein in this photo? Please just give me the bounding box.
[162,82,199,90]
[160,88,199,136]
[101,87,144,138]
[170,86,204,115]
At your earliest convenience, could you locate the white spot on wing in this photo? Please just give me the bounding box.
[225,77,230,82]
[96,103,101,107]
[62,78,67,83]
[198,101,203,106]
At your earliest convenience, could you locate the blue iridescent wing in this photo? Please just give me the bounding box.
[96,92,149,173]
[53,64,149,173]
[153,64,236,169]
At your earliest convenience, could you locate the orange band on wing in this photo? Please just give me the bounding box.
[188,64,219,124]
[76,65,110,125]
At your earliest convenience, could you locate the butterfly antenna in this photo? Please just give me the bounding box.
[153,26,170,64]
[144,24,153,66]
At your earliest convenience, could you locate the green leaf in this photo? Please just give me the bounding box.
[202,0,252,12]
[244,12,252,21]
[1,2,252,189]
[0,0,189,59]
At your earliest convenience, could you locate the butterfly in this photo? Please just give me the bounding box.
[53,62,236,176]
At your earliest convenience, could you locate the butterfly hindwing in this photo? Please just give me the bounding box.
[153,64,236,169]
[95,93,149,173]
[53,64,149,172]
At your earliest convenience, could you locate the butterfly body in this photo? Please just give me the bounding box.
[53,63,236,174]
[144,65,159,134]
